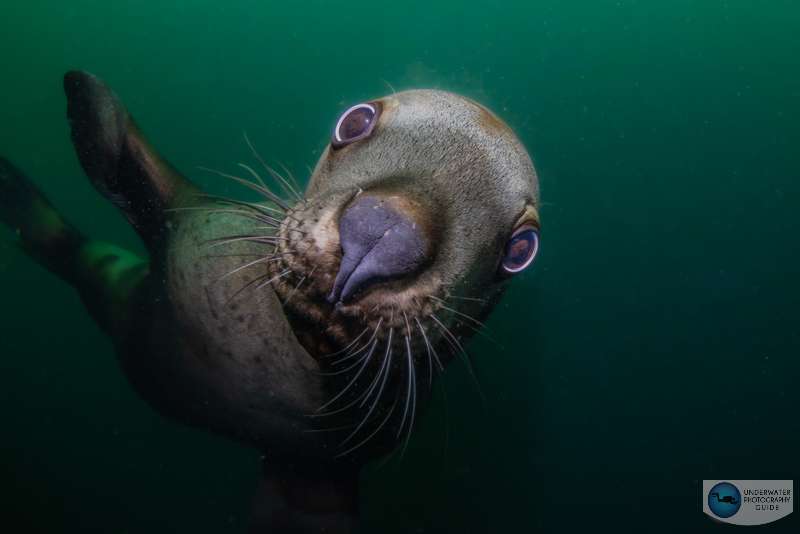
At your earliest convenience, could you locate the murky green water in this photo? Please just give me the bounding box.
[1,1,797,532]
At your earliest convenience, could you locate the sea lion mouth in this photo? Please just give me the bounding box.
[328,194,427,306]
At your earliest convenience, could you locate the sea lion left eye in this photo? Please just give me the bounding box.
[332,102,379,149]
[500,228,539,276]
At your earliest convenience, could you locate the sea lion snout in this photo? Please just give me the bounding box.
[329,194,429,304]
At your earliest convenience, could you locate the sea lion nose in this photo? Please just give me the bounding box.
[328,195,428,305]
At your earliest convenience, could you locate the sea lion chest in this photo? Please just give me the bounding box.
[123,207,330,456]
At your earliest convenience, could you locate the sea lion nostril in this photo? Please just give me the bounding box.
[329,196,427,304]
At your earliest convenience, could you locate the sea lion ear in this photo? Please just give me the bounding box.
[63,70,202,250]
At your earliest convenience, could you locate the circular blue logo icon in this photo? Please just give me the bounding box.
[708,482,742,518]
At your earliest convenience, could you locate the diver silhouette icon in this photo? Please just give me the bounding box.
[710,492,738,505]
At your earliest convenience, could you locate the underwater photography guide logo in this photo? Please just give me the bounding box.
[703,480,792,525]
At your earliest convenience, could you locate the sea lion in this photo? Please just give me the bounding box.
[0,71,539,532]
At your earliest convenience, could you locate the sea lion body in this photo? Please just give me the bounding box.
[0,72,540,532]
[114,209,328,456]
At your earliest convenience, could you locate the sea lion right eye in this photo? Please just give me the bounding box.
[332,102,380,149]
[499,226,539,277]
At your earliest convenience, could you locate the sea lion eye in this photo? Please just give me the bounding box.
[332,102,379,149]
[500,227,539,276]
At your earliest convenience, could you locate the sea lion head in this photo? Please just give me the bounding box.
[270,90,539,445]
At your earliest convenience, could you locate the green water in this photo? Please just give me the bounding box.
[1,1,797,532]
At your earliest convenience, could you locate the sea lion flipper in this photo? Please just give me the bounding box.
[247,463,358,533]
[64,71,203,251]
[0,156,147,336]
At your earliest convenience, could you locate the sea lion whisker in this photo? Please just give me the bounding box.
[436,326,470,373]
[329,318,383,366]
[402,311,412,341]
[446,315,484,336]
[170,202,287,224]
[207,205,286,226]
[429,301,502,347]
[427,297,486,329]
[250,268,292,295]
[196,165,275,196]
[309,379,374,417]
[323,325,372,358]
[312,339,378,412]
[224,212,281,227]
[398,313,418,442]
[242,130,304,204]
[379,78,398,101]
[204,252,278,258]
[436,364,452,467]
[239,162,300,207]
[331,340,372,367]
[221,272,273,307]
[198,235,286,250]
[271,158,306,205]
[281,276,305,308]
[414,318,453,460]
[357,328,393,410]
[199,235,277,247]
[341,331,393,447]
[434,326,484,409]
[313,344,372,377]
[203,195,304,226]
[414,317,437,387]
[197,166,292,211]
[369,342,394,409]
[292,260,318,287]
[429,315,485,404]
[396,335,418,461]
[428,315,465,356]
[396,334,417,440]
[208,197,287,216]
[239,131,272,192]
[444,295,487,303]
[208,166,284,204]
[192,208,283,227]
[168,200,293,233]
[308,386,376,418]
[334,389,401,458]
[215,256,281,283]
[339,354,392,445]
[448,315,506,350]
[303,423,361,434]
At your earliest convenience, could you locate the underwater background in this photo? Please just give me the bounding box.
[0,0,797,532]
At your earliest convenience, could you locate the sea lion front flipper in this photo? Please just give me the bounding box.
[0,156,147,336]
[0,156,87,275]
[247,462,358,534]
[63,70,203,252]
